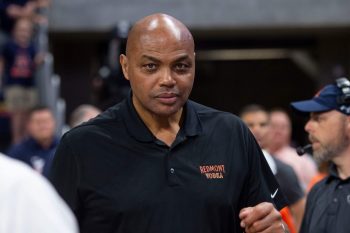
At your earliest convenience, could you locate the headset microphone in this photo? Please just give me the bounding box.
[296,144,312,156]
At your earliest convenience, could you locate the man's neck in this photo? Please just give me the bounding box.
[133,105,183,147]
[146,114,183,146]
[37,138,54,149]
[267,144,284,155]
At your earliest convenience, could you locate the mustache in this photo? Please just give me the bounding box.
[308,135,318,143]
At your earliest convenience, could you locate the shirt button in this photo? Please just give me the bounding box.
[170,168,175,174]
[338,185,343,189]
[333,198,338,203]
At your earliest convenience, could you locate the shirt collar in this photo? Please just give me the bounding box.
[326,163,338,183]
[326,163,350,183]
[121,92,203,143]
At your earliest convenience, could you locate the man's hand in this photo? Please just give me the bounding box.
[239,202,285,233]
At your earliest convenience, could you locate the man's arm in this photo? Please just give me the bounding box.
[237,124,287,232]
[239,202,286,233]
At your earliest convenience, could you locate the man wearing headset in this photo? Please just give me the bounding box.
[291,77,350,233]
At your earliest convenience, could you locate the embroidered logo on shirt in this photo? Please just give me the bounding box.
[199,164,225,179]
[271,188,278,199]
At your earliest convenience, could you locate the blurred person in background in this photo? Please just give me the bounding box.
[0,18,44,143]
[0,152,78,233]
[0,0,50,37]
[69,104,101,128]
[291,77,350,233]
[240,104,305,233]
[50,13,287,233]
[267,109,317,191]
[7,105,58,176]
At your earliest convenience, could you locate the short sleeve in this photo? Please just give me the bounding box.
[241,129,287,210]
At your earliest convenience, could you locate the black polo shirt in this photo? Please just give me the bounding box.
[273,158,304,205]
[300,164,350,233]
[50,95,285,233]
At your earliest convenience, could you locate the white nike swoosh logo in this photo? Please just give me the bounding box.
[271,188,278,198]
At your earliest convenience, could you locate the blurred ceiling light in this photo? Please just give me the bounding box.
[196,49,289,61]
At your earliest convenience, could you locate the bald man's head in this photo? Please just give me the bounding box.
[119,13,196,118]
[126,13,194,57]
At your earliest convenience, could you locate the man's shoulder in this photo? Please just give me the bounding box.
[188,100,248,137]
[7,138,35,156]
[90,102,124,123]
[2,39,19,54]
[63,102,125,140]
[188,100,241,122]
[308,176,328,199]
[72,103,123,129]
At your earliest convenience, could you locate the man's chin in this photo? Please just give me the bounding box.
[313,151,329,163]
[154,103,183,116]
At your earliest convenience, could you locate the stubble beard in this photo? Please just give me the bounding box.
[313,129,349,164]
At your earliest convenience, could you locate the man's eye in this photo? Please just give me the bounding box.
[312,115,320,122]
[143,63,157,71]
[174,63,190,72]
[260,123,268,127]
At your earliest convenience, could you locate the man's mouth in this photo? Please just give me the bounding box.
[157,93,179,104]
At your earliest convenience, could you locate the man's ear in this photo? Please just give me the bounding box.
[120,54,129,80]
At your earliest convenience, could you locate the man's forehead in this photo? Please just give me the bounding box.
[140,53,192,61]
[310,110,336,117]
[126,13,194,56]
[145,17,182,41]
[243,110,269,118]
[131,33,194,61]
[136,26,193,49]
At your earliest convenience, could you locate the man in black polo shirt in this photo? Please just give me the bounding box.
[50,13,286,233]
[291,77,350,233]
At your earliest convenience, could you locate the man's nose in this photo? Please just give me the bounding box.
[304,119,313,133]
[159,68,176,86]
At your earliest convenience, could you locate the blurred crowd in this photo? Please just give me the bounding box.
[0,0,50,148]
[0,3,100,231]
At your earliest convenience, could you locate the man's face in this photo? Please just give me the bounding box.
[241,111,270,148]
[269,111,291,148]
[13,19,33,46]
[27,110,56,142]
[305,110,349,163]
[120,30,195,118]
